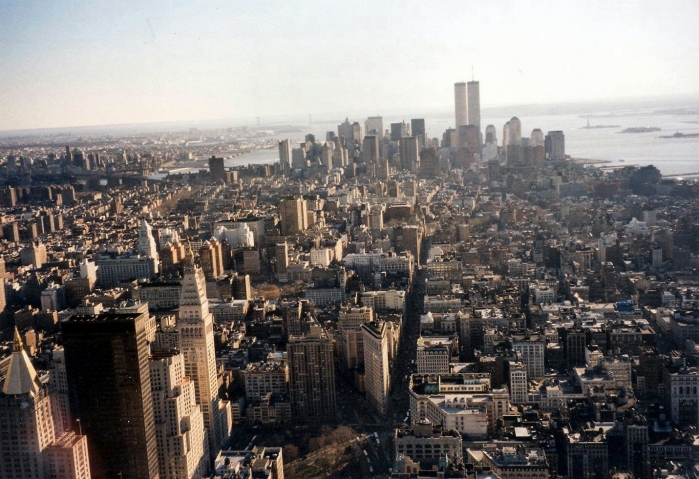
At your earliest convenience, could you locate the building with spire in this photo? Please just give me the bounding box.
[178,243,231,459]
[0,329,91,479]
[0,328,56,478]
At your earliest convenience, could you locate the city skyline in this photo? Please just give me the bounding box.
[1,0,699,131]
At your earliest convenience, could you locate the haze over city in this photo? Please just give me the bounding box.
[2,0,699,131]
[3,3,699,479]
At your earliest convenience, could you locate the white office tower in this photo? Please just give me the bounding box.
[159,227,181,250]
[150,350,209,479]
[138,219,159,273]
[454,82,468,146]
[509,361,528,404]
[362,321,391,416]
[213,224,254,248]
[365,116,384,136]
[178,245,230,458]
[78,258,97,283]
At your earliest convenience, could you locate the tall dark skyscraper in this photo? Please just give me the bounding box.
[208,155,226,183]
[287,326,336,421]
[399,136,419,172]
[390,121,408,141]
[62,311,160,479]
[362,135,380,163]
[410,118,426,147]
[545,130,566,160]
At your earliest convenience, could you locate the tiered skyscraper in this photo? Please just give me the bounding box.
[150,350,209,479]
[177,244,231,458]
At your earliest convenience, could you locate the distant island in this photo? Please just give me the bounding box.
[659,131,699,138]
[619,126,661,133]
[580,124,620,129]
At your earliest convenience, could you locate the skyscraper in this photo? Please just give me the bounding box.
[362,135,380,163]
[0,329,57,479]
[505,117,523,165]
[410,118,426,147]
[365,116,384,136]
[278,140,291,174]
[390,121,408,142]
[467,80,480,129]
[362,321,390,416]
[49,348,71,435]
[337,118,354,144]
[208,156,226,183]
[138,219,159,273]
[178,246,230,457]
[149,350,209,479]
[275,242,289,276]
[287,325,336,421]
[43,431,92,479]
[279,197,307,236]
[399,136,419,172]
[199,240,223,281]
[454,82,468,146]
[545,130,565,160]
[418,147,441,179]
[62,311,159,479]
[512,335,544,380]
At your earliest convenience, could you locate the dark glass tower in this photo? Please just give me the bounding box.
[62,311,159,479]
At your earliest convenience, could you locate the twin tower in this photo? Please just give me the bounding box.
[454,80,480,130]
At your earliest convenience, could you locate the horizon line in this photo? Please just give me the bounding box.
[2,91,699,136]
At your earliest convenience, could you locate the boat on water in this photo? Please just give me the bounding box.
[658,131,699,139]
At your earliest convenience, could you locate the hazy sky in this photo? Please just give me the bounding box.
[1,0,698,131]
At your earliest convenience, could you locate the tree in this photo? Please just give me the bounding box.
[282,444,299,463]
[256,283,280,300]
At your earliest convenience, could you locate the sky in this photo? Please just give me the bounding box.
[1,0,698,131]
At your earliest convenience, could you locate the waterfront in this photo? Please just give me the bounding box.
[151,101,699,179]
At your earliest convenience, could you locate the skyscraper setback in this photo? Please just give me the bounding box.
[177,244,231,458]
[149,350,208,479]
